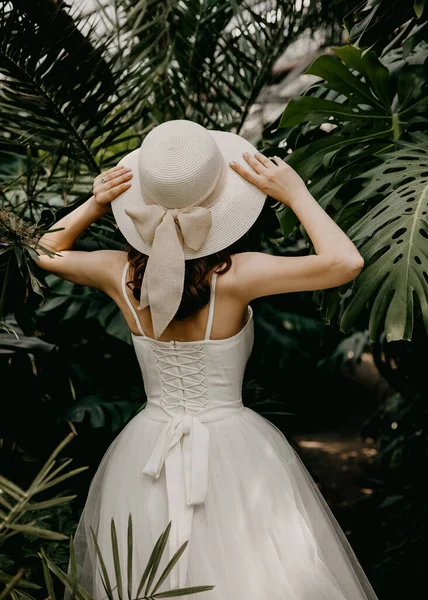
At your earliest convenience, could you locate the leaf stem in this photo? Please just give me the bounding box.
[392,113,401,140]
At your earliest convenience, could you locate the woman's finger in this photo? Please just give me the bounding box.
[94,170,129,189]
[108,164,128,174]
[106,171,133,187]
[254,152,274,168]
[106,182,133,201]
[102,165,127,177]
[229,159,261,185]
[94,165,127,185]
[242,152,265,175]
[93,171,132,197]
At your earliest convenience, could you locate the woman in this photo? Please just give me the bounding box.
[35,119,375,600]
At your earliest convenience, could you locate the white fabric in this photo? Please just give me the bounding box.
[204,268,217,340]
[66,272,379,600]
[121,261,145,336]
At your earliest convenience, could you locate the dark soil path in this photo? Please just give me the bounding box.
[294,432,378,508]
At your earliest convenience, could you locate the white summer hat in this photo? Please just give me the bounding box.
[111,119,267,339]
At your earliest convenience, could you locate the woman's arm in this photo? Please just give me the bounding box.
[35,165,133,289]
[228,153,364,302]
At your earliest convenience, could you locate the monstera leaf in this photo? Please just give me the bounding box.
[274,45,428,233]
[267,39,428,342]
[338,138,428,341]
[318,141,428,343]
[279,46,428,180]
[68,393,141,431]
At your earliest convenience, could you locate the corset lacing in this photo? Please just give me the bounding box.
[151,342,209,416]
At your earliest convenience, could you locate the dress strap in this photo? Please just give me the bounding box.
[204,271,218,340]
[121,261,146,337]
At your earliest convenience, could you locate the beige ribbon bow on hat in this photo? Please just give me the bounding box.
[124,204,212,339]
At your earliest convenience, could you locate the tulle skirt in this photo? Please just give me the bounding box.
[66,406,378,600]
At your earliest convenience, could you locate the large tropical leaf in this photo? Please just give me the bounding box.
[279,46,428,181]
[338,138,428,341]
[265,39,428,342]
[273,46,406,236]
[68,394,141,431]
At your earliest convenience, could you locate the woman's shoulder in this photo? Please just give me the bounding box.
[215,251,267,298]
[109,249,130,268]
[222,251,269,281]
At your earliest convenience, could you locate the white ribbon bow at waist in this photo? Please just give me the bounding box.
[142,414,210,588]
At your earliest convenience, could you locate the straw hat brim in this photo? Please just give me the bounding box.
[111,130,267,259]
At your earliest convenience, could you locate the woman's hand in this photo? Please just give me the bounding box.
[229,152,306,208]
[93,165,133,213]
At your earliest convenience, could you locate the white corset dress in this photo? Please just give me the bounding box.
[66,262,379,600]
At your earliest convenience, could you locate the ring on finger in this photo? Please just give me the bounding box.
[101,176,107,184]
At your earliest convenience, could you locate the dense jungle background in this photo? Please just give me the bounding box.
[1,0,428,599]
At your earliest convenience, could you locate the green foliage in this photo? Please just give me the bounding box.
[0,0,313,191]
[2,502,76,589]
[0,3,137,173]
[343,137,428,341]
[0,311,144,441]
[0,207,58,330]
[267,43,428,342]
[38,275,132,344]
[0,433,85,543]
[246,296,372,433]
[0,433,86,597]
[317,330,370,373]
[0,0,356,329]
[345,0,428,51]
[0,435,211,600]
[68,394,142,431]
[355,332,428,598]
[42,517,213,600]
[292,9,428,596]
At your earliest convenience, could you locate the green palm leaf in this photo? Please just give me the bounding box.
[136,521,172,598]
[280,45,427,178]
[127,514,133,600]
[0,2,139,179]
[346,0,427,50]
[106,0,309,131]
[89,526,114,600]
[44,517,215,600]
[111,519,123,600]
[40,548,93,600]
[41,548,57,600]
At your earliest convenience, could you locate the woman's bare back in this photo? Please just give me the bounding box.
[111,252,250,342]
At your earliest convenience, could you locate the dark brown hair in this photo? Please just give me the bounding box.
[126,229,253,320]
